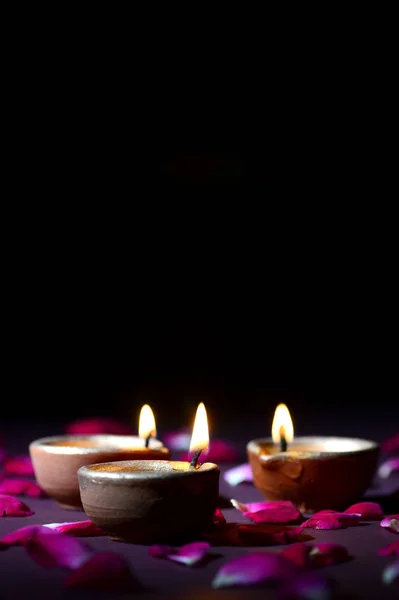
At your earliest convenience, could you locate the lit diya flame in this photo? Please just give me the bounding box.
[139,404,157,447]
[272,403,294,452]
[189,402,209,468]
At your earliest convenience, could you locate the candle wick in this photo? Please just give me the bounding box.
[144,434,151,448]
[280,434,287,452]
[190,449,202,469]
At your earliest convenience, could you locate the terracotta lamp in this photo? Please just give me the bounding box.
[247,404,379,512]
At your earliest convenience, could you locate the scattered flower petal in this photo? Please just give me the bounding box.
[378,458,399,479]
[344,502,383,520]
[382,561,399,585]
[65,417,133,435]
[0,479,46,498]
[231,499,302,524]
[43,520,105,537]
[149,542,210,566]
[237,525,306,547]
[281,543,312,568]
[378,540,399,557]
[180,439,240,463]
[212,552,298,589]
[224,463,253,486]
[3,456,34,476]
[212,508,226,527]
[380,515,399,534]
[0,525,92,569]
[282,542,349,569]
[301,513,361,530]
[382,433,399,455]
[64,552,137,591]
[0,494,34,517]
[279,572,333,600]
[163,428,191,451]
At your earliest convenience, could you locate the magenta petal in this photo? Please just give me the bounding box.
[378,457,399,478]
[0,479,46,498]
[224,464,254,486]
[64,552,137,591]
[378,540,399,556]
[309,542,350,567]
[149,542,210,566]
[3,456,34,476]
[163,428,191,451]
[212,552,298,589]
[382,561,399,585]
[279,572,333,600]
[238,525,306,546]
[382,433,399,454]
[344,502,383,520]
[212,508,226,527]
[301,513,361,530]
[0,494,34,516]
[281,544,312,568]
[65,417,133,435]
[380,515,399,533]
[43,520,105,537]
[232,499,302,524]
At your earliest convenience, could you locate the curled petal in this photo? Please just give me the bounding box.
[382,561,399,585]
[0,479,46,498]
[3,456,34,476]
[0,494,33,517]
[65,417,133,435]
[163,428,191,451]
[301,513,361,530]
[279,572,333,600]
[149,541,210,566]
[382,433,399,454]
[212,508,226,527]
[224,463,253,486]
[380,515,399,534]
[231,499,302,524]
[180,439,240,463]
[43,520,105,537]
[64,552,137,591]
[212,552,298,589]
[378,540,399,557]
[344,502,383,520]
[378,458,399,479]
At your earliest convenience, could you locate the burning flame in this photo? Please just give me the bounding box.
[189,402,209,453]
[272,403,294,445]
[139,404,156,439]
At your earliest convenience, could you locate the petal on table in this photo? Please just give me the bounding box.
[163,428,191,451]
[65,417,133,435]
[64,552,138,591]
[0,479,46,498]
[212,552,298,589]
[238,525,307,546]
[231,499,302,524]
[281,543,312,568]
[212,508,226,527]
[378,540,399,556]
[308,542,350,567]
[301,513,361,530]
[43,520,105,537]
[279,572,333,600]
[344,502,383,520]
[180,439,240,463]
[378,457,399,478]
[0,494,34,517]
[224,464,253,486]
[149,542,210,566]
[3,456,34,476]
[380,515,399,533]
[382,561,399,585]
[382,433,399,454]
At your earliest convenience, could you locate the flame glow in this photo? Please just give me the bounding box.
[189,402,209,453]
[139,404,156,439]
[272,403,294,444]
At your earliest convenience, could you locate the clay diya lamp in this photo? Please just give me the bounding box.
[78,403,220,544]
[30,405,170,510]
[247,404,379,513]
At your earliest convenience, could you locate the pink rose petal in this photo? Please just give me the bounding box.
[281,544,313,568]
[149,541,210,566]
[231,499,302,524]
[64,552,137,591]
[282,542,349,568]
[378,457,399,478]
[212,508,226,527]
[382,433,399,454]
[180,439,240,463]
[65,417,133,435]
[237,525,307,547]
[0,525,92,569]
[380,515,399,533]
[163,428,191,451]
[0,479,46,498]
[43,520,105,537]
[382,561,399,585]
[212,552,298,589]
[0,494,34,516]
[224,463,253,486]
[3,456,34,476]
[378,540,399,557]
[344,502,383,520]
[279,572,333,600]
[301,513,361,530]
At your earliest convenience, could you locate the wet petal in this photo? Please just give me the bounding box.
[378,540,399,556]
[65,417,133,435]
[382,433,399,454]
[64,552,137,591]
[163,428,191,451]
[212,508,226,527]
[3,456,34,476]
[43,520,105,537]
[279,572,333,600]
[0,479,46,498]
[301,513,361,530]
[180,439,240,463]
[149,541,210,566]
[212,552,298,589]
[231,499,302,524]
[0,494,34,516]
[382,561,399,585]
[224,464,253,486]
[344,502,383,520]
[378,457,399,478]
[380,515,399,533]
